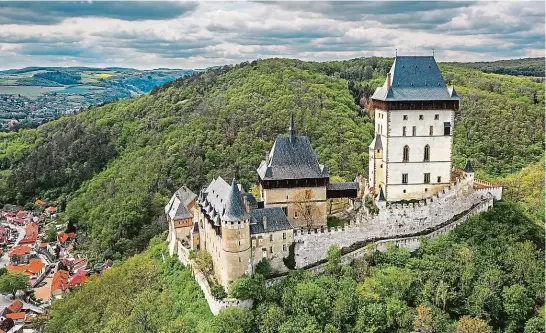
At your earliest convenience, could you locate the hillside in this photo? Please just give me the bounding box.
[447,57,545,77]
[0,57,543,260]
[0,67,196,131]
[46,203,545,333]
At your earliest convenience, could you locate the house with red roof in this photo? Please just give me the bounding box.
[69,270,88,288]
[8,246,31,265]
[18,224,38,245]
[34,200,46,207]
[5,312,26,324]
[3,300,23,315]
[51,270,69,299]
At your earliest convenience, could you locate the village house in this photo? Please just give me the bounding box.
[50,270,69,299]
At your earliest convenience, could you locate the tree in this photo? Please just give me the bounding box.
[325,245,341,276]
[293,189,321,228]
[455,316,492,333]
[0,272,30,298]
[413,305,434,333]
[257,303,284,333]
[190,250,214,277]
[502,284,533,330]
[207,307,254,333]
[255,258,271,278]
[231,275,265,301]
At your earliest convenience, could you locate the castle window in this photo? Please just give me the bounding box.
[403,145,409,162]
[437,176,442,183]
[286,195,289,200]
[403,115,408,120]
[402,173,408,184]
[270,246,273,254]
[444,122,451,136]
[429,126,433,136]
[283,244,287,251]
[419,115,424,120]
[434,114,439,120]
[402,126,406,136]
[380,164,383,168]
[424,145,430,161]
[403,189,406,193]
[269,234,273,241]
[424,173,431,184]
[412,126,416,136]
[425,188,428,192]
[283,232,286,240]
[239,257,241,262]
[252,239,256,248]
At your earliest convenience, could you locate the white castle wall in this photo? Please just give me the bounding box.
[293,174,492,268]
[173,240,253,315]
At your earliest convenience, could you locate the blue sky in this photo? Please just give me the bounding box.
[0,1,544,69]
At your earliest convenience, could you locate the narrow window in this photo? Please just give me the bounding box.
[402,126,406,136]
[402,174,408,184]
[424,145,430,161]
[429,126,433,136]
[412,126,416,136]
[403,115,408,120]
[434,114,439,120]
[419,115,424,120]
[269,246,273,254]
[444,122,451,136]
[424,173,430,184]
[283,232,286,240]
[283,244,287,251]
[437,176,442,183]
[269,234,273,241]
[403,189,406,193]
[403,145,409,162]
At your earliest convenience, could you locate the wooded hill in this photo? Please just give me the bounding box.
[0,57,543,261]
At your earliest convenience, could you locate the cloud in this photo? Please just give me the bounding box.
[0,1,198,25]
[0,1,543,69]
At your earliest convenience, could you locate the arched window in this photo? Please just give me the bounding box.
[403,145,409,162]
[424,145,430,161]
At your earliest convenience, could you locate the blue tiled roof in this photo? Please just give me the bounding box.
[249,207,293,234]
[371,56,459,101]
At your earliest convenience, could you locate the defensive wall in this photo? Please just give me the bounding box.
[292,173,493,268]
[172,240,253,315]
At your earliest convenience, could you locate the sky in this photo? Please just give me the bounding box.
[0,1,544,70]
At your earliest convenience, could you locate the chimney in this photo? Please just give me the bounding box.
[243,196,249,213]
[387,72,392,90]
[262,215,267,231]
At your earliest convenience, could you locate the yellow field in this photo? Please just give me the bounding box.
[95,73,114,78]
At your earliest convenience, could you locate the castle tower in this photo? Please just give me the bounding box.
[257,114,329,227]
[369,55,459,201]
[219,179,251,286]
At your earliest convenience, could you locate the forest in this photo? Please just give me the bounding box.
[0,57,543,261]
[46,202,545,333]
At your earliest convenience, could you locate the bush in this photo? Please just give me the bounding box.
[255,258,271,278]
[211,284,227,300]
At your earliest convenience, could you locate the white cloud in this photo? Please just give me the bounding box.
[0,1,543,69]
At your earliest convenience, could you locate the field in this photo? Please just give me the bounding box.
[0,85,64,99]
[95,73,114,78]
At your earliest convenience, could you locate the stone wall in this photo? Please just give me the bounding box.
[173,240,253,316]
[293,174,491,268]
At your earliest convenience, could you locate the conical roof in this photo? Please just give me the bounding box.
[221,179,249,221]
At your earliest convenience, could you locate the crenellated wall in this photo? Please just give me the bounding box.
[292,174,497,268]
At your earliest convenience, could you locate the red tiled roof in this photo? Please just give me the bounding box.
[35,200,46,206]
[69,273,88,288]
[6,299,23,313]
[7,264,27,274]
[9,245,31,257]
[51,270,69,294]
[46,207,57,214]
[6,312,26,320]
[57,232,68,243]
[26,258,44,274]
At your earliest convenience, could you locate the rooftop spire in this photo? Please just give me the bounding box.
[289,109,295,143]
[221,178,249,222]
[377,187,386,201]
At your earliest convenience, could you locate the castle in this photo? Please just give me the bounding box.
[166,55,503,299]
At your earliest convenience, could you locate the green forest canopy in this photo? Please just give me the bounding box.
[46,202,545,333]
[0,57,543,260]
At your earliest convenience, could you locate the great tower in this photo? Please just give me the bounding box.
[369,55,459,201]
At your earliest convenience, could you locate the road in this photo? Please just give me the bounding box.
[0,222,25,268]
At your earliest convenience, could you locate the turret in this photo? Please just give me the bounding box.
[376,187,386,210]
[220,179,251,285]
[464,160,475,184]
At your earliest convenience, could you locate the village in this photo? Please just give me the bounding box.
[0,201,112,333]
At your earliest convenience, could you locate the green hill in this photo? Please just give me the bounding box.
[0,58,543,260]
